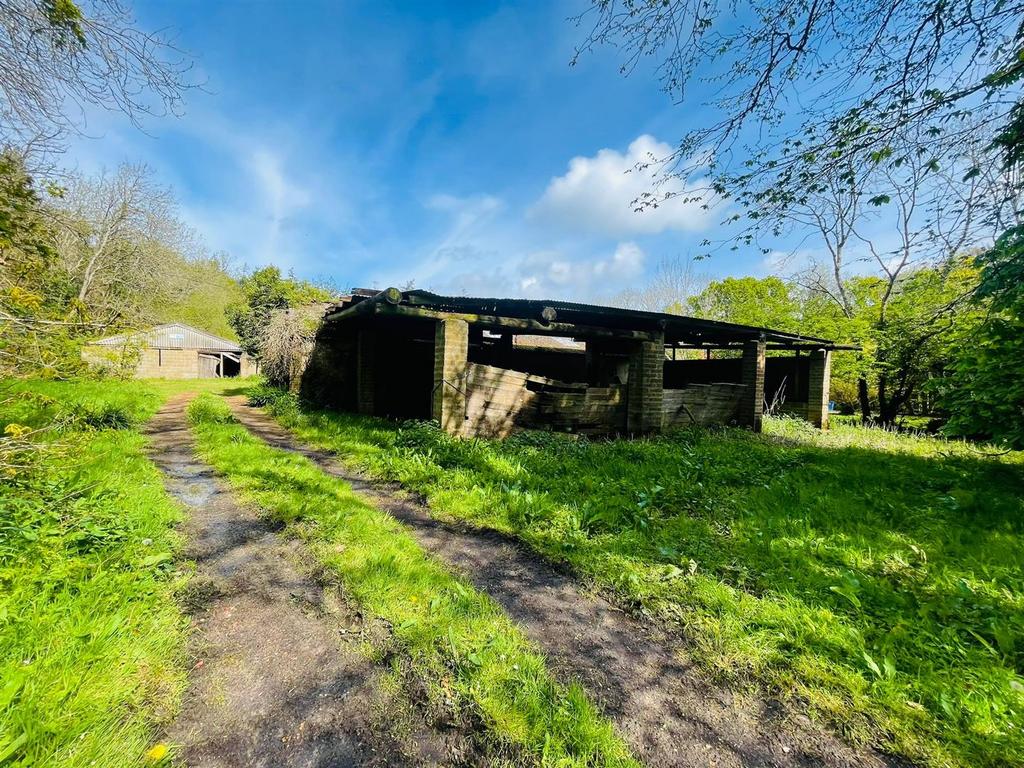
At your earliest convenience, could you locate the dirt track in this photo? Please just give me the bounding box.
[225,396,903,768]
[146,395,477,767]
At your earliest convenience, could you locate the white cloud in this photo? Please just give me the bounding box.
[596,241,645,277]
[422,241,646,300]
[530,135,716,237]
[243,148,315,260]
[370,181,654,300]
[369,193,507,291]
[249,148,312,223]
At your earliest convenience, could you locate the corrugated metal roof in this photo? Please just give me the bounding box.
[327,288,838,347]
[87,323,242,352]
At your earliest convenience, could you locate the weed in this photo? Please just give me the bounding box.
[186,395,235,425]
[58,400,136,430]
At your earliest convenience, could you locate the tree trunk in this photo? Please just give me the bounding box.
[858,376,872,423]
[878,375,891,425]
[878,380,912,425]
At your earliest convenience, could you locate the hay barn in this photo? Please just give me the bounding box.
[83,323,258,379]
[299,288,846,438]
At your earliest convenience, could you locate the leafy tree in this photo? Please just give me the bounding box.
[776,138,1003,421]
[868,259,982,423]
[665,267,982,421]
[1,159,247,376]
[151,254,242,340]
[227,267,332,357]
[610,256,707,313]
[689,276,799,330]
[48,163,188,323]
[578,1,1020,431]
[942,227,1024,447]
[0,151,52,275]
[0,152,77,375]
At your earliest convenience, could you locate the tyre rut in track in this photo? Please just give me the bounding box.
[147,394,479,768]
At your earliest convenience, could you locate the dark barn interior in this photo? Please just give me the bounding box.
[299,288,844,438]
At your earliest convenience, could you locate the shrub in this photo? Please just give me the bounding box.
[245,381,285,407]
[58,401,135,430]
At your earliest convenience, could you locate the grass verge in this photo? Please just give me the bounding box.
[251,385,1024,768]
[186,393,637,767]
[0,379,205,767]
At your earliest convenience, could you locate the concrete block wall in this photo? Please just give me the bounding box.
[85,345,255,379]
[137,348,242,379]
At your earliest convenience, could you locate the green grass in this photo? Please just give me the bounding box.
[2,377,256,429]
[0,377,255,766]
[0,380,209,766]
[253,388,1024,768]
[186,394,638,767]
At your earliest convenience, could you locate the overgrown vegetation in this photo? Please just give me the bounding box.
[0,380,191,767]
[0,152,343,380]
[683,261,983,423]
[253,387,1024,768]
[226,266,331,359]
[187,393,637,767]
[0,156,248,378]
[941,225,1024,448]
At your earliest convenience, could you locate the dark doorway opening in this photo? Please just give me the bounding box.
[221,354,241,378]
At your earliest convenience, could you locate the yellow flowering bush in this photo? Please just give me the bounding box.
[4,423,31,439]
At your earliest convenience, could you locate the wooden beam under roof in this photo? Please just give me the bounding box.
[377,303,661,341]
[670,341,859,351]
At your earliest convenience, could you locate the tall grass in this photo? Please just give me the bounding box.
[0,380,195,767]
[187,394,637,767]
[253,388,1024,768]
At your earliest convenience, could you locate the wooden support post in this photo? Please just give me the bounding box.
[356,328,375,415]
[432,318,469,435]
[806,348,831,429]
[739,338,766,432]
[626,333,664,434]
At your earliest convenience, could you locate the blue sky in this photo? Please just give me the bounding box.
[68,0,782,301]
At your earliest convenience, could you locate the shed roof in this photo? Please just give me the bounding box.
[326,288,843,349]
[87,323,242,352]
